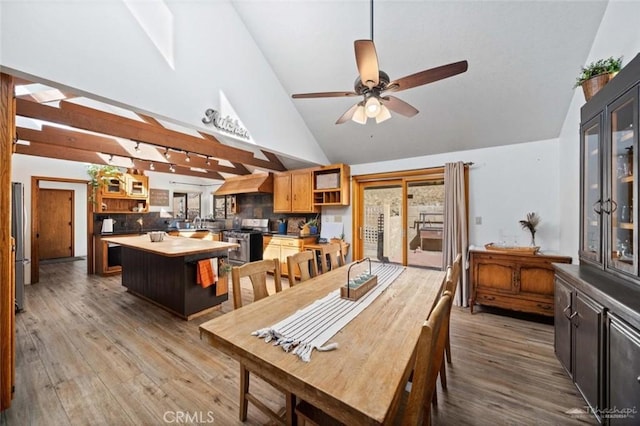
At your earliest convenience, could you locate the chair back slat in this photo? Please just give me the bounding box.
[287,251,318,286]
[232,259,281,310]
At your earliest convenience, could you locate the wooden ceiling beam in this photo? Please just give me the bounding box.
[15,98,286,171]
[15,142,224,180]
[16,126,247,176]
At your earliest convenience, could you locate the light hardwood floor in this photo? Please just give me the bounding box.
[1,260,595,425]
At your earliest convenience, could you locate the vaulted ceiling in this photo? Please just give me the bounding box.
[6,1,611,175]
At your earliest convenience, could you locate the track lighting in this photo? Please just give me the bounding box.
[129,157,135,167]
[149,162,155,171]
[134,142,141,153]
[205,156,211,166]
[108,154,114,164]
[185,152,190,162]
[169,164,176,173]
[164,147,171,159]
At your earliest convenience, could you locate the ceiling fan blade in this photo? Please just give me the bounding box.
[355,40,379,88]
[385,60,468,93]
[292,91,358,99]
[335,103,361,124]
[382,96,419,117]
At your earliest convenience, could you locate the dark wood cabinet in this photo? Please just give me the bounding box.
[606,313,640,425]
[555,274,605,420]
[573,290,604,419]
[563,53,640,424]
[469,250,571,316]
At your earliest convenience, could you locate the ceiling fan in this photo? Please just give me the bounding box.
[291,2,468,125]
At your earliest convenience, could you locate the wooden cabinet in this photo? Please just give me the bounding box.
[274,164,350,212]
[312,163,350,206]
[95,233,139,275]
[606,313,640,425]
[96,172,149,213]
[263,235,317,276]
[469,250,571,316]
[274,169,317,213]
[580,53,640,281]
[555,275,604,421]
[126,174,148,198]
[558,54,640,425]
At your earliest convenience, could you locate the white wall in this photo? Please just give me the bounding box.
[330,138,563,259]
[558,0,640,262]
[0,1,328,165]
[11,154,220,283]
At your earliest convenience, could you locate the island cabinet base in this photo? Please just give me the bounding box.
[120,247,228,320]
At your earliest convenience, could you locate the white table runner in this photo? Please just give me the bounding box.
[252,262,405,362]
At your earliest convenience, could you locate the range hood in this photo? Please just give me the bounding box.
[214,172,274,196]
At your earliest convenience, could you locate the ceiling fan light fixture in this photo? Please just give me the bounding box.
[375,104,391,123]
[352,105,367,124]
[365,96,380,118]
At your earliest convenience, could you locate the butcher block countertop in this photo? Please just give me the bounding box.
[101,235,238,257]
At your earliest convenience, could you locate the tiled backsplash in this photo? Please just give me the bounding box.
[236,193,318,232]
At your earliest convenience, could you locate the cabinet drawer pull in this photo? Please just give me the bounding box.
[536,303,551,310]
[482,295,495,301]
[637,376,640,383]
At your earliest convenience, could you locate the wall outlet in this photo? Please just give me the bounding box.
[475,216,482,225]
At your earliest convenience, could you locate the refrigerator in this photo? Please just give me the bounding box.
[11,182,26,312]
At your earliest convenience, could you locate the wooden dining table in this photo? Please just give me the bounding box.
[199,263,445,425]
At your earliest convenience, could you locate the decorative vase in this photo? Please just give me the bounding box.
[581,72,616,101]
[530,233,536,247]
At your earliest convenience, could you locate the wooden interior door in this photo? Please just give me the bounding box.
[38,189,74,260]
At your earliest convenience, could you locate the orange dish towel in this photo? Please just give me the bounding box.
[196,258,217,288]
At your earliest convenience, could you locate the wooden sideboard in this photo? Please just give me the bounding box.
[469,250,571,316]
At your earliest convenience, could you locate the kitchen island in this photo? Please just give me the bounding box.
[101,235,239,320]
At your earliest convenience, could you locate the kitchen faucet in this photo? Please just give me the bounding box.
[194,216,202,229]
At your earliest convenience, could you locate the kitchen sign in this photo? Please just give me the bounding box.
[202,109,250,140]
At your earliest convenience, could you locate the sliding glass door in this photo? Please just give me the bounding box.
[354,170,445,269]
[406,179,444,269]
[361,181,403,264]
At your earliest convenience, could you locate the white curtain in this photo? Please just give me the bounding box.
[443,161,469,307]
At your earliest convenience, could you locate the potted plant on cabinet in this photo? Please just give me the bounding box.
[575,56,623,101]
[86,164,124,207]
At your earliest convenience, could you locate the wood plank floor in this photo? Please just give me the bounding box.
[1,260,596,425]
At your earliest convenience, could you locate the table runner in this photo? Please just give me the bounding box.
[252,262,405,362]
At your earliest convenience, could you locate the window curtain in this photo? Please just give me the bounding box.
[443,161,469,307]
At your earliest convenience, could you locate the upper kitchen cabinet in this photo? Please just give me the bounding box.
[126,174,148,199]
[580,54,640,280]
[313,164,350,206]
[274,169,317,213]
[96,171,149,213]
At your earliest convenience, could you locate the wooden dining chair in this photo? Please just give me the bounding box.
[231,258,293,424]
[437,253,462,391]
[295,293,452,426]
[317,242,345,274]
[287,250,318,286]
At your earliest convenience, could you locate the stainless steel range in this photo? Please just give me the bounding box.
[223,219,268,266]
